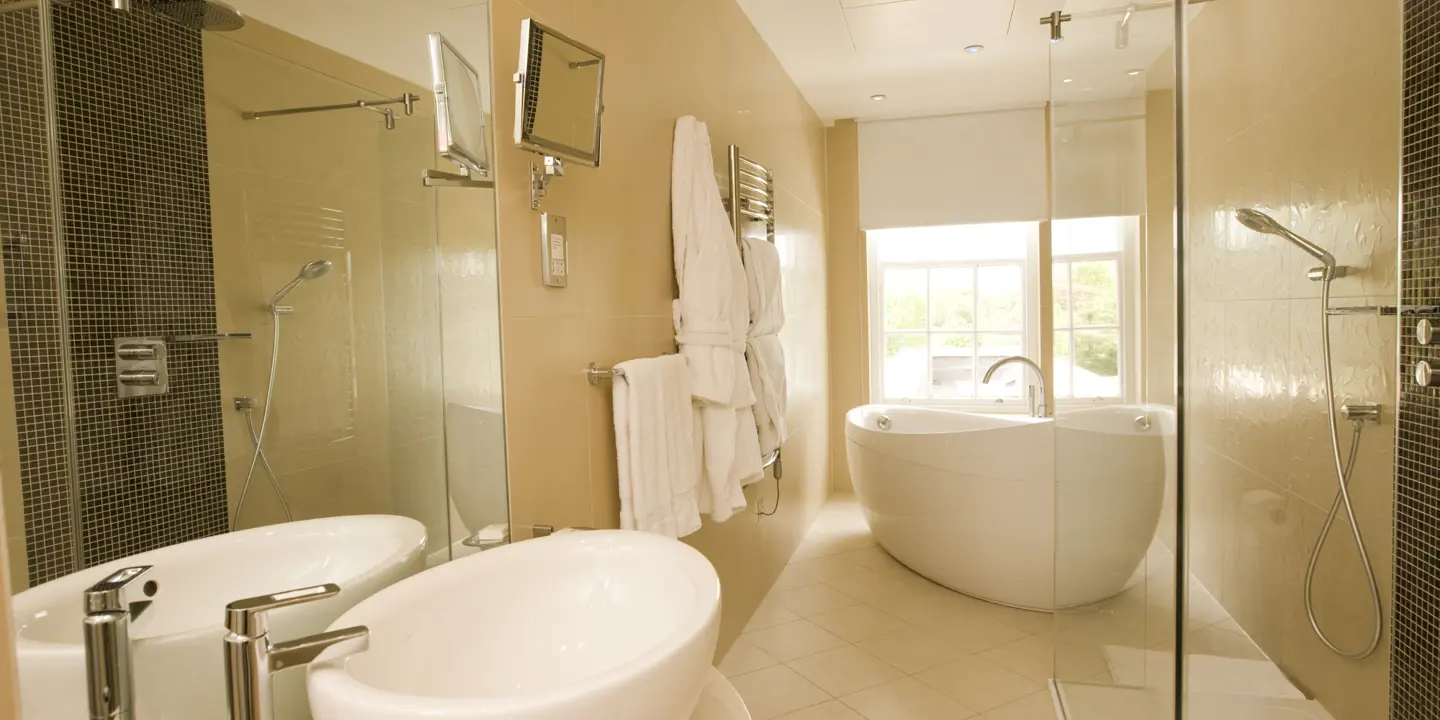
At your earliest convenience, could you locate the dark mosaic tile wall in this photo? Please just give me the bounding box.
[0,0,226,585]
[1397,1,1440,717]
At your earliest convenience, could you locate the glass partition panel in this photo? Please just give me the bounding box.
[1047,2,1179,718]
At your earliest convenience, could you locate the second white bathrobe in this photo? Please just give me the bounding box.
[672,116,763,522]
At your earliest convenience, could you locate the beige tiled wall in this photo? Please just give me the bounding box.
[1185,1,1400,717]
[205,22,452,549]
[488,0,832,651]
[824,120,865,495]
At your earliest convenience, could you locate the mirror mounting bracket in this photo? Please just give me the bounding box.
[530,155,566,210]
[423,167,495,190]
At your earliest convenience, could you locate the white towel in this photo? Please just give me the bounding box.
[743,236,787,457]
[672,116,762,521]
[613,355,702,538]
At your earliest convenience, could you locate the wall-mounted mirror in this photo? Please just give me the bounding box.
[429,32,489,178]
[513,18,605,166]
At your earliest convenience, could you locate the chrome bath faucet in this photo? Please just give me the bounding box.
[982,356,1049,418]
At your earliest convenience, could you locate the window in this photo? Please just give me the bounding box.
[870,222,1035,406]
[1053,216,1135,402]
[869,216,1138,410]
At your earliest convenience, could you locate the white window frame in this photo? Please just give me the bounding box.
[866,217,1140,412]
[866,225,1041,412]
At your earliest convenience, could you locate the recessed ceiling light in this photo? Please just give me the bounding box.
[1127,69,1143,76]
[1062,78,1074,83]
[965,44,984,54]
[870,94,887,101]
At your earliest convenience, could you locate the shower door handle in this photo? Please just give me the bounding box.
[1416,360,1440,388]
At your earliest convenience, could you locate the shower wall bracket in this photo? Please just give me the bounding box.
[114,337,169,399]
[242,93,419,131]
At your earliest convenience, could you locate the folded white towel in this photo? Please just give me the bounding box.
[613,355,702,538]
[743,236,788,457]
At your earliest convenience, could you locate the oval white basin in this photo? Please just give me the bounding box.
[307,530,721,720]
[14,515,427,719]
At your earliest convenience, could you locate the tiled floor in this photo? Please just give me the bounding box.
[722,497,1323,720]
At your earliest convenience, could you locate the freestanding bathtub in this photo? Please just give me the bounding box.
[845,404,1172,610]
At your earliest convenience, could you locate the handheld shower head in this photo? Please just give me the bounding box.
[268,260,332,310]
[1234,208,1337,269]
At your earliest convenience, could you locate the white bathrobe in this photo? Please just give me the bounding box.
[743,236,787,457]
[672,116,763,521]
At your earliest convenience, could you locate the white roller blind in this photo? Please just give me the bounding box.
[858,108,1049,230]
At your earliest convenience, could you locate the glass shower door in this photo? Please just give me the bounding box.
[1046,2,1180,718]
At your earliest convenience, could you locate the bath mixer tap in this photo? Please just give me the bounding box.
[982,356,1049,417]
[223,584,368,720]
[83,565,153,720]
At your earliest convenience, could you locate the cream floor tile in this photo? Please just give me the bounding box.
[981,690,1056,720]
[914,654,1043,713]
[857,624,973,674]
[921,612,1033,653]
[778,583,865,617]
[810,604,912,643]
[745,619,851,662]
[776,700,867,720]
[720,636,779,677]
[774,565,823,592]
[748,598,804,632]
[788,646,906,696]
[732,665,835,720]
[840,676,977,720]
[979,633,1057,684]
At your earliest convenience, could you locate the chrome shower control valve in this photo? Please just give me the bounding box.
[1418,318,1435,346]
[1416,360,1440,388]
[1340,402,1382,424]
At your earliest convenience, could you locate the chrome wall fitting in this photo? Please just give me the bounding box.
[223,585,368,720]
[115,337,168,399]
[1340,402,1382,424]
[530,155,566,210]
[242,94,419,131]
[1040,10,1073,43]
[1418,318,1435,346]
[84,566,152,720]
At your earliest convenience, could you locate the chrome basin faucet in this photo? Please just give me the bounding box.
[982,356,1049,418]
[84,565,153,720]
[223,584,369,720]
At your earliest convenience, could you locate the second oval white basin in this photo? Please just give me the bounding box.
[14,514,427,719]
[307,530,722,720]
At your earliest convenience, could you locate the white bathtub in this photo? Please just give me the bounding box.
[845,404,1172,610]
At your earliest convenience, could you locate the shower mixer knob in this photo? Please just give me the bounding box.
[1418,319,1435,346]
[1416,360,1440,388]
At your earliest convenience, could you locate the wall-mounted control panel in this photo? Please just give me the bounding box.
[114,337,168,398]
[541,213,569,288]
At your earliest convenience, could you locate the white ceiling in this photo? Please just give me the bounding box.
[736,0,1189,123]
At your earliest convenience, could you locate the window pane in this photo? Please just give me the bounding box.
[1053,261,1071,330]
[977,265,1023,330]
[872,222,1033,263]
[883,268,926,330]
[1072,260,1119,326]
[883,334,927,399]
[929,268,975,330]
[1054,216,1126,256]
[976,333,1025,399]
[930,334,975,399]
[1054,329,1073,398]
[1073,329,1121,398]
